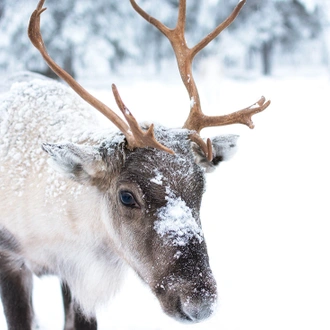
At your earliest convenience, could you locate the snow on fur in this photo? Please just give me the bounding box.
[154,189,204,246]
[0,76,123,199]
[0,78,93,193]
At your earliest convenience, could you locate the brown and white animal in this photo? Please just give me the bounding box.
[0,0,270,329]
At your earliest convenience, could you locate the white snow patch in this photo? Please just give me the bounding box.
[150,169,163,185]
[250,102,260,109]
[190,96,195,109]
[154,192,204,246]
[174,251,183,259]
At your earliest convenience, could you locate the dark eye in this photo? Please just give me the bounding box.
[119,191,139,208]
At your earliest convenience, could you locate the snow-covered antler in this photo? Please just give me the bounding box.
[131,0,271,161]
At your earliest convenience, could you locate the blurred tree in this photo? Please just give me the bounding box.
[0,0,326,78]
[0,0,224,77]
[0,0,137,78]
[0,0,76,77]
[222,0,322,75]
[0,2,5,20]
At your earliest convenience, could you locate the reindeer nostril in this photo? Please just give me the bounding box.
[176,293,216,323]
[180,298,215,323]
[175,296,194,322]
[154,273,217,322]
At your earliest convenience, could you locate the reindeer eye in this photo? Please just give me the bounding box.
[119,191,139,208]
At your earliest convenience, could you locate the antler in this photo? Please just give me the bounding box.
[131,0,271,161]
[28,0,174,155]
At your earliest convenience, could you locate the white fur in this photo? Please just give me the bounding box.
[0,77,127,315]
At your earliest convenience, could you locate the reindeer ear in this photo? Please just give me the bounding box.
[193,135,238,173]
[42,142,107,184]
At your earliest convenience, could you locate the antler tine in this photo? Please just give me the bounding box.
[130,0,171,37]
[189,133,213,162]
[112,84,174,154]
[191,0,246,58]
[185,97,270,158]
[28,0,174,154]
[186,96,271,133]
[176,0,187,33]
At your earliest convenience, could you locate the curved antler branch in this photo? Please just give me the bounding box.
[130,0,171,38]
[191,0,246,58]
[185,97,271,133]
[28,0,174,154]
[189,133,213,162]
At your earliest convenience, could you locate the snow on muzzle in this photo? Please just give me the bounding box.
[152,193,217,322]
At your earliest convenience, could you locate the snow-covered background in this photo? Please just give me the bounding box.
[0,0,329,78]
[1,68,329,329]
[1,0,330,329]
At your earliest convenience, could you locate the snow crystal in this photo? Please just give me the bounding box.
[250,102,260,109]
[173,251,183,259]
[190,96,195,109]
[154,191,204,246]
[0,77,98,196]
[150,169,163,185]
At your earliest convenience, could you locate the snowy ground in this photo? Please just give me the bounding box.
[1,70,330,329]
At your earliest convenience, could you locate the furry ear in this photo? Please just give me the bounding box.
[42,142,107,184]
[193,134,238,173]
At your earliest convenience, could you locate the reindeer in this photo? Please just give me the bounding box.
[0,0,270,329]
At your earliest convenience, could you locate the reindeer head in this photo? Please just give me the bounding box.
[28,0,270,323]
